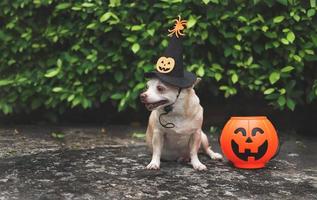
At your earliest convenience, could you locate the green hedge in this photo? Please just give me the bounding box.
[0,0,317,115]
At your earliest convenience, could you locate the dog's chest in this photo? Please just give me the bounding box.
[159,117,199,160]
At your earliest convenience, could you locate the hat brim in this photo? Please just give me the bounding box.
[144,71,197,88]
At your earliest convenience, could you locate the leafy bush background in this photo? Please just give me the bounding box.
[0,0,317,115]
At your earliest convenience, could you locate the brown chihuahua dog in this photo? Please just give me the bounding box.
[140,78,222,171]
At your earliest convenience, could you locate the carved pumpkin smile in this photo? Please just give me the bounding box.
[231,139,268,161]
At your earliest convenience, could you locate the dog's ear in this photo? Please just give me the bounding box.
[192,77,201,88]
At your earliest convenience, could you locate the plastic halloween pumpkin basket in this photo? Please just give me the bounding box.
[220,116,279,169]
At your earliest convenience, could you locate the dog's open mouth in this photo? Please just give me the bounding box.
[145,100,168,110]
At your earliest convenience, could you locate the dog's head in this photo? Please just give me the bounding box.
[140,78,201,111]
[140,79,178,111]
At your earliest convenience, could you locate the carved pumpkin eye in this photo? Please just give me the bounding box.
[234,128,247,136]
[252,127,264,136]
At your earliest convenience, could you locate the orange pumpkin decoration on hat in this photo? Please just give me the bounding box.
[220,116,279,169]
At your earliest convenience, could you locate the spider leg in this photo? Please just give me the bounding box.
[168,28,174,33]
[178,15,181,21]
[175,30,179,38]
[179,31,185,36]
[168,30,175,37]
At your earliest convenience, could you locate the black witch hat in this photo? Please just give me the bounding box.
[144,16,197,88]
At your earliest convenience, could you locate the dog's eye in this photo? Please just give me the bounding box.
[157,86,165,92]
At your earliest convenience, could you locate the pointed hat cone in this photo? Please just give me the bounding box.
[145,16,196,88]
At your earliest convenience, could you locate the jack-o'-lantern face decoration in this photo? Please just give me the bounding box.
[156,57,175,73]
[231,127,267,161]
[220,117,279,169]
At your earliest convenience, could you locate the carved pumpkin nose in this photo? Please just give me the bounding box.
[246,137,253,143]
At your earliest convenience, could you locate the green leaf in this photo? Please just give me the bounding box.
[307,9,316,17]
[52,87,63,92]
[234,44,241,51]
[132,132,146,139]
[310,0,316,7]
[269,72,280,84]
[45,67,61,78]
[277,96,286,106]
[131,25,144,31]
[202,0,210,4]
[236,34,242,41]
[56,3,71,10]
[51,132,65,139]
[58,59,63,67]
[264,88,275,95]
[231,74,238,84]
[131,43,140,53]
[82,3,95,7]
[126,35,137,43]
[197,67,205,77]
[147,29,155,36]
[310,33,317,47]
[114,71,123,82]
[86,23,97,29]
[133,83,145,92]
[293,55,302,62]
[2,104,12,115]
[281,66,294,73]
[214,73,222,81]
[109,0,121,7]
[67,94,75,102]
[273,16,285,23]
[277,0,288,6]
[293,15,300,22]
[281,38,289,45]
[253,0,261,5]
[287,98,296,111]
[111,93,124,100]
[187,15,197,29]
[305,49,314,55]
[261,26,269,32]
[100,12,112,22]
[286,31,295,43]
[0,79,14,87]
[279,88,286,94]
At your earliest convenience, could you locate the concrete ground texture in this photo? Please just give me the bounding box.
[0,125,316,200]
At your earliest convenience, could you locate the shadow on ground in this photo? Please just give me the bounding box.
[0,126,316,200]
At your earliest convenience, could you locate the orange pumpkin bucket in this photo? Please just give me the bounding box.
[220,116,279,169]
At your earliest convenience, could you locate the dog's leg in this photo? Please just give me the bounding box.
[201,131,223,160]
[189,129,207,171]
[146,129,163,170]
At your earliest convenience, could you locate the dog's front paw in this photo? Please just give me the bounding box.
[210,152,223,161]
[192,161,207,171]
[146,161,160,170]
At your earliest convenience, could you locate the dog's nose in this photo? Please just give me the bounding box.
[140,93,147,102]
